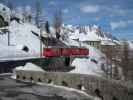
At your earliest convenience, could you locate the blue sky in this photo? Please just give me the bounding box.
[1,0,133,40]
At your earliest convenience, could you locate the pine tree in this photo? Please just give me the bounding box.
[24,5,32,22]
[45,21,50,34]
[53,10,62,39]
[35,0,42,28]
[121,41,130,80]
[7,0,14,10]
[15,6,25,21]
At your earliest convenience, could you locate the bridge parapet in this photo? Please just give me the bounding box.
[16,70,133,100]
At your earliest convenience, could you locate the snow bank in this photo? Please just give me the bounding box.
[69,44,106,76]
[0,20,42,60]
[12,63,44,79]
[70,58,103,76]
[69,31,100,42]
[15,63,44,72]
[62,39,80,47]
[128,41,133,50]
[62,30,106,76]
[9,21,40,54]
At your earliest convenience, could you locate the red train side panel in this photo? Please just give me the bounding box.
[42,48,59,57]
[42,48,89,57]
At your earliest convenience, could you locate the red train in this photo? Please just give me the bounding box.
[42,48,89,57]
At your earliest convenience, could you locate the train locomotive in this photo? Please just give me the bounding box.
[40,47,89,72]
[42,47,89,57]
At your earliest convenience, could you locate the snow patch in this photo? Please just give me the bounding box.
[15,63,44,72]
[128,41,133,50]
[70,58,103,76]
[0,20,41,60]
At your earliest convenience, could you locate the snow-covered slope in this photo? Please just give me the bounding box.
[63,33,106,76]
[69,44,106,76]
[0,20,41,60]
[9,21,40,54]
[70,58,104,76]
[62,24,120,45]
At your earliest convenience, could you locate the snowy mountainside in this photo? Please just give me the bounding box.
[0,20,41,60]
[62,24,119,44]
[9,21,40,54]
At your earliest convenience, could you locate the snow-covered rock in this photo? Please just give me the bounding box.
[62,24,119,46]
[9,21,40,54]
[0,20,42,60]
[15,63,44,72]
[61,26,106,76]
[69,44,106,76]
[70,58,104,76]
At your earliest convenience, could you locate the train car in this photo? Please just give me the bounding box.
[38,47,89,71]
[42,47,89,57]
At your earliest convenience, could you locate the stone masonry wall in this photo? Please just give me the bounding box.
[16,70,133,100]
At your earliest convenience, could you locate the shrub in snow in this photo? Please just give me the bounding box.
[0,3,11,25]
[22,45,29,52]
[90,58,98,64]
[61,81,68,86]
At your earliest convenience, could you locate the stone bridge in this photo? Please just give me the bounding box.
[16,70,133,100]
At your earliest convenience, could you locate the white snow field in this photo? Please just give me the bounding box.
[12,62,44,79]
[70,58,104,76]
[69,44,106,76]
[62,31,106,76]
[60,26,106,76]
[14,63,44,72]
[0,20,41,61]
